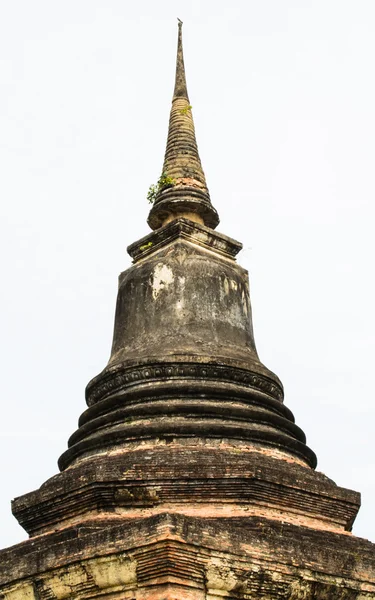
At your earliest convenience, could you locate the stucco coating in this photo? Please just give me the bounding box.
[1,21,374,600]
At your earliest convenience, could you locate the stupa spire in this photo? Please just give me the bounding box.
[147,20,219,230]
[173,19,189,99]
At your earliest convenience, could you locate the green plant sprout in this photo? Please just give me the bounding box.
[139,241,153,252]
[147,173,176,204]
[179,104,192,115]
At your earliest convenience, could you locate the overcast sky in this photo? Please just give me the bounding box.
[1,0,374,549]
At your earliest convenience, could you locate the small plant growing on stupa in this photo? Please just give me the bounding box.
[147,173,176,204]
[179,104,192,115]
[139,241,153,252]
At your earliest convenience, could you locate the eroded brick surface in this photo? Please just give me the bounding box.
[1,22,374,600]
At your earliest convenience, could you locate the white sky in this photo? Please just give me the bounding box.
[0,0,374,548]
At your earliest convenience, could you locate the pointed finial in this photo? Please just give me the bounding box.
[174,17,189,100]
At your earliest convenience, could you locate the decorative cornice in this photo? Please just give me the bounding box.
[85,361,284,406]
[57,358,318,472]
[128,218,242,262]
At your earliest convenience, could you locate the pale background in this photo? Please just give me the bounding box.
[1,0,374,548]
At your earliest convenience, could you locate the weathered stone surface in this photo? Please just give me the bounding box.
[1,514,375,598]
[128,217,242,262]
[1,21,374,600]
[58,218,316,470]
[13,441,358,537]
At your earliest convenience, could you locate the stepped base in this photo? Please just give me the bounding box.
[14,439,357,537]
[1,512,375,599]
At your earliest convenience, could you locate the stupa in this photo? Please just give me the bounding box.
[0,21,374,600]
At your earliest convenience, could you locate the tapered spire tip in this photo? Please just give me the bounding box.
[174,17,188,100]
[147,22,220,230]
